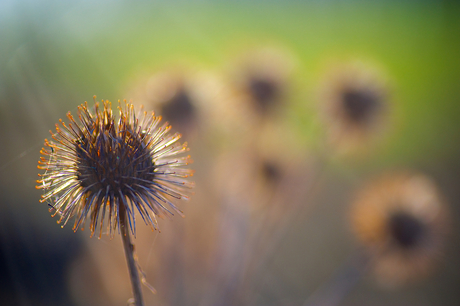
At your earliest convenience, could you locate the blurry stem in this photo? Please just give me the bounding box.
[120,205,144,306]
[302,251,368,306]
[246,152,330,291]
[245,131,362,303]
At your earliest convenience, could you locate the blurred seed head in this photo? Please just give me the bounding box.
[229,47,295,119]
[320,61,390,152]
[350,172,449,287]
[126,69,211,142]
[145,71,197,132]
[37,99,194,238]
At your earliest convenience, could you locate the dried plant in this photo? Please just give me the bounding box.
[37,98,194,306]
[350,172,449,287]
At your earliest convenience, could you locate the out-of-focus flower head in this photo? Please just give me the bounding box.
[126,68,213,141]
[320,61,390,152]
[229,47,295,120]
[350,172,449,287]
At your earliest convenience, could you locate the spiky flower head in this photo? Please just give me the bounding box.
[350,172,449,286]
[37,99,194,238]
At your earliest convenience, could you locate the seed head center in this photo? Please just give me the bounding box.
[389,212,426,248]
[76,127,155,195]
[343,89,380,123]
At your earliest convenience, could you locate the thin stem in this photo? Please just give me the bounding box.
[120,205,144,306]
[302,251,368,306]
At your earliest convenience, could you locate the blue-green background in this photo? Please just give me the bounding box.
[0,1,459,305]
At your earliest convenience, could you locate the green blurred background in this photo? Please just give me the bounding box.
[0,1,459,305]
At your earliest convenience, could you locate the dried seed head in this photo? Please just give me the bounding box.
[320,62,390,150]
[144,72,198,134]
[37,99,194,238]
[232,47,294,117]
[350,172,449,287]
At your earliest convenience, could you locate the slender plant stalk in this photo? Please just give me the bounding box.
[120,205,145,306]
[302,251,368,306]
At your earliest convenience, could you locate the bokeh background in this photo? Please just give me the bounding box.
[0,1,459,306]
